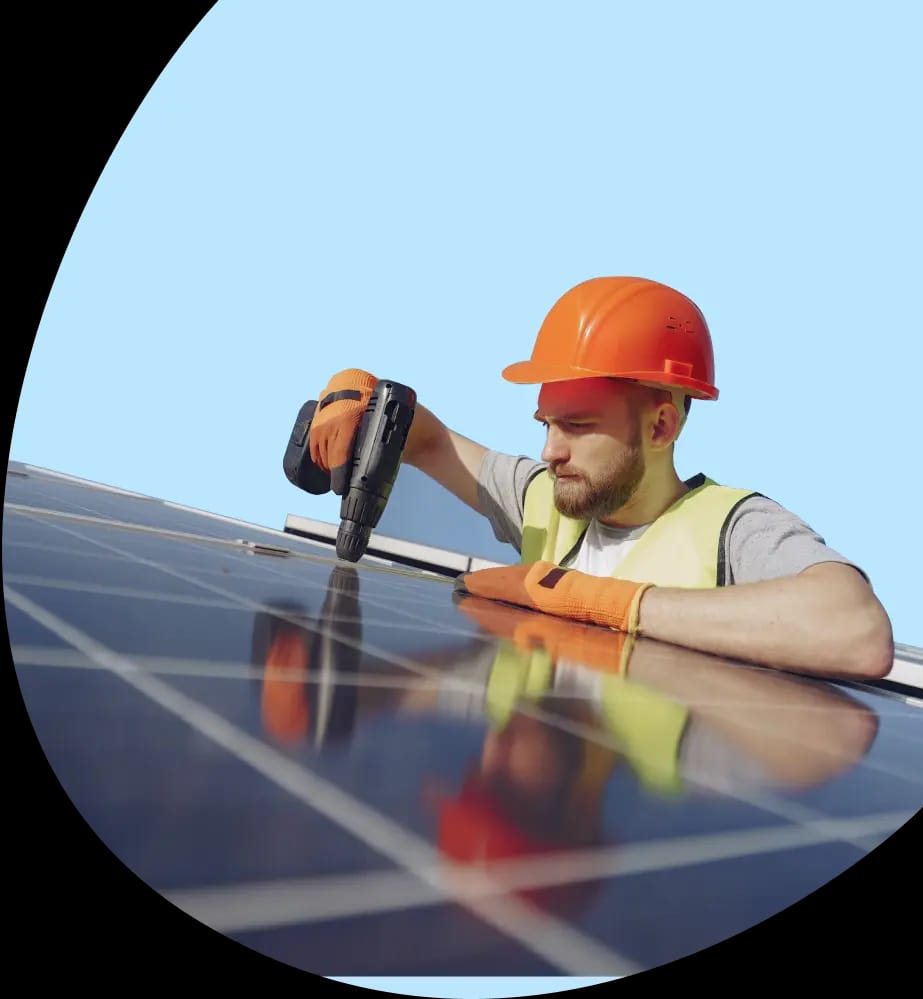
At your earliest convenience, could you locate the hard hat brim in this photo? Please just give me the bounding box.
[501,359,719,400]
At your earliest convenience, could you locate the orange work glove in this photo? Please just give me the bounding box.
[456,594,636,675]
[308,368,377,494]
[454,561,653,635]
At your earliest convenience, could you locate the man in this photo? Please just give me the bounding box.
[307,275,894,679]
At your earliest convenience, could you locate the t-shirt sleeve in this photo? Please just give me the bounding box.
[677,718,779,792]
[725,495,870,586]
[476,450,547,554]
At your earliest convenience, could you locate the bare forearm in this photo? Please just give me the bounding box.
[635,563,894,679]
[625,637,879,783]
[402,402,488,513]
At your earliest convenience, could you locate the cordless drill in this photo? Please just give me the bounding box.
[283,379,417,561]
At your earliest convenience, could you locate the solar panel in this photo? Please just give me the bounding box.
[5,460,920,984]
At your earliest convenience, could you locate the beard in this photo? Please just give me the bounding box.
[551,434,645,522]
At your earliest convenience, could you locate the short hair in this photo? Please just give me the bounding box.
[643,384,691,418]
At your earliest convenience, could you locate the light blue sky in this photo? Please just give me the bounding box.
[13,4,923,596]
[11,0,923,600]
[16,1,922,656]
[17,1,920,650]
[10,2,921,994]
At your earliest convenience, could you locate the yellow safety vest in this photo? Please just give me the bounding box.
[521,470,758,588]
[485,642,692,794]
[484,470,760,792]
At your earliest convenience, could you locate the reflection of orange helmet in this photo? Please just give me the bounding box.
[435,774,602,916]
[503,276,718,400]
[439,776,547,863]
[433,712,619,913]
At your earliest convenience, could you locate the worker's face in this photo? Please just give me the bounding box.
[480,713,569,799]
[535,378,645,520]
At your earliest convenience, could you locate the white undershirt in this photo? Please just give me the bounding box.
[566,518,651,576]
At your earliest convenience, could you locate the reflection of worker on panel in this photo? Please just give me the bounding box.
[405,593,875,916]
[250,566,363,750]
[446,592,879,796]
[249,565,879,919]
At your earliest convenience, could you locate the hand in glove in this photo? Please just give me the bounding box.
[455,593,636,675]
[308,368,377,494]
[454,561,653,636]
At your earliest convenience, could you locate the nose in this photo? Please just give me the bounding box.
[541,424,569,465]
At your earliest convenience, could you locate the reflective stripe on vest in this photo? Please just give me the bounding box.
[521,470,758,588]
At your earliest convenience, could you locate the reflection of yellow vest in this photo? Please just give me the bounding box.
[521,470,758,588]
[485,471,758,793]
[486,644,690,794]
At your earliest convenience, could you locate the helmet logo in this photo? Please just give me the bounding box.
[664,316,695,334]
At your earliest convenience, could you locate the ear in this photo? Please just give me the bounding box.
[648,400,682,450]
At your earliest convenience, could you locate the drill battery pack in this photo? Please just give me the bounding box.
[283,379,417,561]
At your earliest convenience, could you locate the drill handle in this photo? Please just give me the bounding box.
[282,399,333,494]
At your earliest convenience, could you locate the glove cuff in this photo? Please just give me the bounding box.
[319,369,377,408]
[626,581,655,635]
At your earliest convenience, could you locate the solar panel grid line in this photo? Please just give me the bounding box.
[14,630,923,790]
[17,647,922,791]
[9,628,915,837]
[164,868,445,932]
[4,501,381,577]
[9,467,923,659]
[43,487,481,585]
[4,536,342,587]
[7,523,494,672]
[18,464,156,498]
[2,574,474,638]
[4,504,349,564]
[5,583,641,977]
[3,535,444,599]
[9,510,470,635]
[3,575,249,609]
[160,807,913,934]
[11,510,919,836]
[8,469,922,975]
[158,494,462,569]
[3,538,224,567]
[9,488,923,792]
[672,778,888,852]
[11,645,453,686]
[13,636,922,744]
[8,481,145,518]
[234,552,457,610]
[14,489,917,674]
[18,643,883,705]
[463,701,913,847]
[6,487,486,589]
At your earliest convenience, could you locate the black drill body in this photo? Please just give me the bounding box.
[283,380,417,561]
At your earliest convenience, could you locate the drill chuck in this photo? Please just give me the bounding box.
[336,521,372,562]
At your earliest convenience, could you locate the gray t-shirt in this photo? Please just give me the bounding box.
[476,450,866,586]
[432,643,780,792]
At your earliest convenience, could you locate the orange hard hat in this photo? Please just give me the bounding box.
[433,774,603,916]
[503,276,719,400]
